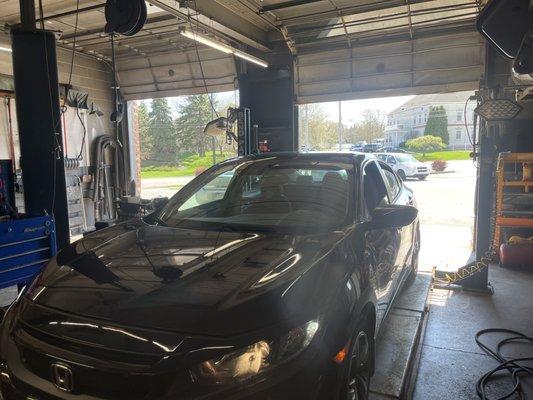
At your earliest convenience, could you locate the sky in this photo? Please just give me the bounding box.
[318,95,414,125]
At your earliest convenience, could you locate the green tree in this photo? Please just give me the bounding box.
[424,106,449,144]
[175,94,217,157]
[405,135,446,156]
[137,102,152,161]
[149,98,176,162]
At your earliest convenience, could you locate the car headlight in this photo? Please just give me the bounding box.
[190,320,319,385]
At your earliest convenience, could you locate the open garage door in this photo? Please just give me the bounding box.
[295,29,485,103]
[288,0,486,103]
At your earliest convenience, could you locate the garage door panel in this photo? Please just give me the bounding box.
[298,62,350,84]
[355,73,413,91]
[353,55,412,76]
[414,46,482,70]
[295,29,485,103]
[117,48,236,100]
[414,66,484,86]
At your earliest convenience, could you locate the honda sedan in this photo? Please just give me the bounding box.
[0,153,419,400]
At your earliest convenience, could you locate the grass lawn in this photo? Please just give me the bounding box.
[141,152,236,179]
[413,150,471,162]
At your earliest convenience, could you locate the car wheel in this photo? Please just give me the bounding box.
[398,170,406,181]
[344,321,373,400]
[406,226,420,284]
[418,175,427,181]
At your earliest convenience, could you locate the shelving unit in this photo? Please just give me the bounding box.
[493,153,533,250]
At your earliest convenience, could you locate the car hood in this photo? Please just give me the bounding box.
[24,219,345,338]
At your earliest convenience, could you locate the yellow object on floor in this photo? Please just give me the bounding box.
[507,236,533,246]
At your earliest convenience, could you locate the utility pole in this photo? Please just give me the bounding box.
[304,104,309,151]
[338,101,342,151]
[210,93,216,165]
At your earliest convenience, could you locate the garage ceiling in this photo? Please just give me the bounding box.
[0,0,487,101]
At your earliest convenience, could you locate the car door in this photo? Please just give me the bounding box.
[360,160,403,329]
[379,162,414,287]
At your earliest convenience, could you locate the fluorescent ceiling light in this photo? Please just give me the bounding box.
[180,29,268,68]
[233,50,268,68]
[0,46,12,53]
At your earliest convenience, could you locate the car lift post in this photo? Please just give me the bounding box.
[11,0,70,249]
[456,44,498,294]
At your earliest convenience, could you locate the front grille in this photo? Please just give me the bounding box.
[417,167,428,173]
[18,320,163,365]
[25,345,177,398]
[13,325,187,399]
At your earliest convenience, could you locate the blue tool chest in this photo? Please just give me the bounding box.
[0,215,57,290]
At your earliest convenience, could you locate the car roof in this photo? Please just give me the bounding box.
[236,151,376,165]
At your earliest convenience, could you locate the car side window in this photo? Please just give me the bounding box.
[362,161,390,215]
[380,163,401,200]
[386,155,396,164]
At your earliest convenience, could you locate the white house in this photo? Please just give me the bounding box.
[385,91,476,150]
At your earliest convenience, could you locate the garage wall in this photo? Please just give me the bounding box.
[295,30,485,103]
[0,32,115,233]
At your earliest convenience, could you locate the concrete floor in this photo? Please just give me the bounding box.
[413,265,533,400]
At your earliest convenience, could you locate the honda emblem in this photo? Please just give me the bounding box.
[50,363,74,392]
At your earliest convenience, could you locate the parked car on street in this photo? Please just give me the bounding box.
[375,153,430,180]
[363,143,383,153]
[380,147,408,154]
[0,153,420,400]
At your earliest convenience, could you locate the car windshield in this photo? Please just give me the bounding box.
[154,157,354,232]
[395,154,418,163]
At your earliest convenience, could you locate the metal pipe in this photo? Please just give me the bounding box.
[37,3,104,22]
[62,109,68,157]
[6,98,16,172]
[19,0,36,30]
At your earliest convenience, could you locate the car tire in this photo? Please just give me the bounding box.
[418,176,427,181]
[398,170,406,181]
[406,226,420,285]
[343,319,374,400]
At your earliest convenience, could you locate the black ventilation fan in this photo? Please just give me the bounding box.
[105,0,147,36]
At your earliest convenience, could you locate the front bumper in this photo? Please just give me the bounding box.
[0,307,343,400]
[0,350,338,400]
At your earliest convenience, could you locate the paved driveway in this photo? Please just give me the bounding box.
[405,160,476,272]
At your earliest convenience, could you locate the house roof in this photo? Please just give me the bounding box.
[389,91,475,115]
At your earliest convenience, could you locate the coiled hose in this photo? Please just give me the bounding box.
[475,329,533,400]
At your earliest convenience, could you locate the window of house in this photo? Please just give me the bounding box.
[457,111,463,122]
[456,129,462,140]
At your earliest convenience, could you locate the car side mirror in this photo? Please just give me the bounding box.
[364,205,417,230]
